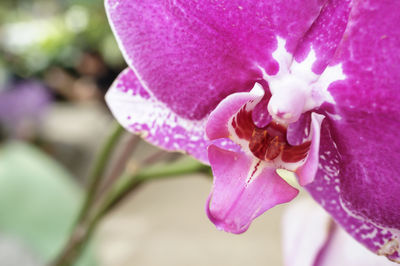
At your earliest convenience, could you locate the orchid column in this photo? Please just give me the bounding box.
[105,0,400,262]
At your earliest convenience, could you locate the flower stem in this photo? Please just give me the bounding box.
[75,122,125,225]
[97,134,140,198]
[50,180,143,266]
[50,122,124,266]
[51,145,210,266]
[102,158,211,213]
[66,160,210,264]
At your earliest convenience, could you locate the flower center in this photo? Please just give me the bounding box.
[228,83,314,165]
[248,121,311,163]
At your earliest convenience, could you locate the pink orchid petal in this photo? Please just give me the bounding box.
[306,121,400,262]
[105,68,209,163]
[206,84,264,140]
[323,1,400,233]
[286,113,311,146]
[296,113,324,186]
[106,0,327,120]
[206,145,298,234]
[283,199,397,266]
[293,0,351,74]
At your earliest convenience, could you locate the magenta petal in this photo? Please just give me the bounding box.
[306,121,400,262]
[106,69,209,163]
[106,0,327,119]
[294,0,351,74]
[323,1,400,232]
[206,145,298,234]
[296,113,324,186]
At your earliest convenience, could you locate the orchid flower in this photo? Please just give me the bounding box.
[105,0,400,262]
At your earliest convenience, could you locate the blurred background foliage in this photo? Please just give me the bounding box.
[0,0,126,264]
[0,0,124,81]
[0,0,126,172]
[0,142,94,266]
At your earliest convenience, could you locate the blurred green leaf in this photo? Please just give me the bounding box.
[0,141,95,266]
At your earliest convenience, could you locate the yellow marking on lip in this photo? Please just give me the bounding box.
[276,169,300,189]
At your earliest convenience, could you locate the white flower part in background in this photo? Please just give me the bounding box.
[283,198,397,266]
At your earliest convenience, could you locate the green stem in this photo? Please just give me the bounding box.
[50,123,124,266]
[49,181,143,266]
[75,122,124,225]
[103,159,210,213]
[52,160,210,266]
[96,134,140,198]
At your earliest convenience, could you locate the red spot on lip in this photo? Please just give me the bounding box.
[232,107,311,163]
[247,160,261,185]
[232,105,255,140]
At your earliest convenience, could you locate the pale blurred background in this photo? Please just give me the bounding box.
[0,0,294,265]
